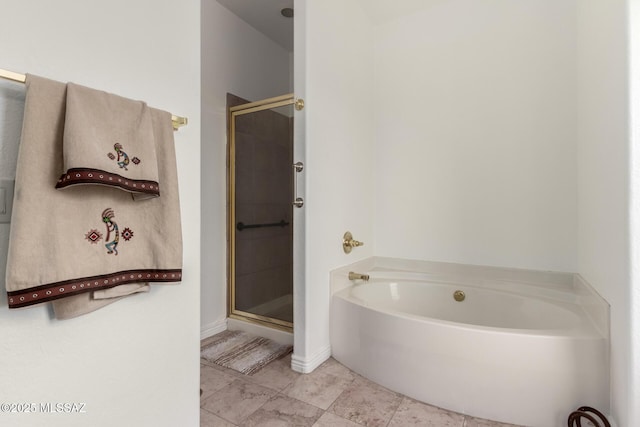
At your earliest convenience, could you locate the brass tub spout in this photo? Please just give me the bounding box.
[348,272,370,281]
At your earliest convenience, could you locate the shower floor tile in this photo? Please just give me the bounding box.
[200,348,524,427]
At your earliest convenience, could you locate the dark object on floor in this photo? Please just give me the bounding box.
[568,406,610,427]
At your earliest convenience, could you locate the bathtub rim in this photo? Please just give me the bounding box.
[330,256,610,339]
[334,282,603,338]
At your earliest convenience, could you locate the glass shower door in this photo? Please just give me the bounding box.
[228,94,295,331]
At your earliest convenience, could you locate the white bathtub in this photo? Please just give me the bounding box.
[330,258,609,427]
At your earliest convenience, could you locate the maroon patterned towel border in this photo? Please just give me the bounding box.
[56,168,160,197]
[7,269,181,308]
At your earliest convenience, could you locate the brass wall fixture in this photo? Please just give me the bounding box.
[348,271,370,281]
[453,290,466,302]
[343,231,364,254]
[295,99,305,111]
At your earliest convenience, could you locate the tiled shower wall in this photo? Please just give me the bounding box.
[228,94,293,320]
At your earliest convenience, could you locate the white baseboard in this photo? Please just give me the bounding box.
[200,318,228,340]
[291,345,331,373]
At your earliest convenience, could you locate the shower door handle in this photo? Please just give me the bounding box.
[293,162,304,208]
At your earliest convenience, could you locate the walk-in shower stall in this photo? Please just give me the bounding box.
[227,93,297,331]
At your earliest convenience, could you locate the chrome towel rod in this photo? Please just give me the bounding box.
[0,68,188,131]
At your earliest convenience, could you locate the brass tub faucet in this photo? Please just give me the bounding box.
[348,272,370,281]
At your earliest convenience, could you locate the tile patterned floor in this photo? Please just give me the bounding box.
[200,340,521,427]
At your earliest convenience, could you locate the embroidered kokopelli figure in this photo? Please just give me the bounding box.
[113,143,130,171]
[102,208,120,255]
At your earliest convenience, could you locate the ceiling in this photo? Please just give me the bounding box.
[214,0,436,53]
[216,0,294,52]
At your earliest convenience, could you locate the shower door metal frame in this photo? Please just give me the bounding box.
[228,93,295,332]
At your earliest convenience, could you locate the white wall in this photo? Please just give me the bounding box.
[630,1,640,424]
[295,0,375,371]
[577,1,634,425]
[373,0,578,272]
[200,0,291,337]
[0,1,201,426]
[292,0,309,369]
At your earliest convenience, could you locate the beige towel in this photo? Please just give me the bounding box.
[5,75,182,319]
[56,82,160,200]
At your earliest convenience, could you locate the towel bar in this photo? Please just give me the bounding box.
[0,68,188,131]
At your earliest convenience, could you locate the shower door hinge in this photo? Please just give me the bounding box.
[293,162,304,208]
